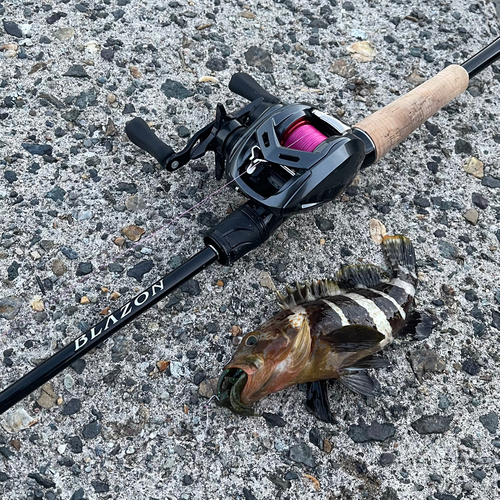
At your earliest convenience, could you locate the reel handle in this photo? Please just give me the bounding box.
[229,73,280,103]
[125,117,174,167]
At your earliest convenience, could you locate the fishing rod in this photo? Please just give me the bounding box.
[1,37,499,416]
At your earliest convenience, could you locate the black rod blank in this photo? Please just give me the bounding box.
[462,36,500,78]
[0,246,218,415]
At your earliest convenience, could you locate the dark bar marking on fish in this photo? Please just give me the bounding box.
[307,302,346,336]
[325,295,378,330]
[378,283,413,309]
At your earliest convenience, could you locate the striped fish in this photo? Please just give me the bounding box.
[217,235,433,421]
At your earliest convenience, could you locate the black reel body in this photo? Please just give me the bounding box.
[225,103,366,217]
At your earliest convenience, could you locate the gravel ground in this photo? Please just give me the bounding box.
[1,0,500,499]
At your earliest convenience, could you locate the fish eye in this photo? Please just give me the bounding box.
[245,335,258,347]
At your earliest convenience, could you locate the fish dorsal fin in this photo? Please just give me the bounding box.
[321,325,385,352]
[336,264,389,289]
[339,370,381,397]
[277,279,341,309]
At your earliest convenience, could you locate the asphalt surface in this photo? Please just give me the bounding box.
[0,1,499,499]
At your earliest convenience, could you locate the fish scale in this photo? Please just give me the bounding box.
[217,234,432,422]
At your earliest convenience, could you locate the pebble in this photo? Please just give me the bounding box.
[54,28,75,41]
[347,421,396,442]
[76,262,93,276]
[64,65,89,78]
[0,296,22,320]
[82,421,101,439]
[408,349,446,383]
[127,260,153,282]
[482,175,500,188]
[463,208,479,225]
[78,210,92,221]
[329,59,356,79]
[478,411,498,434]
[4,171,17,184]
[198,377,218,398]
[37,382,57,409]
[301,70,320,88]
[379,453,396,465]
[61,398,82,415]
[7,261,20,281]
[471,192,488,209]
[3,20,23,38]
[472,469,486,481]
[28,473,55,489]
[243,487,257,500]
[91,481,109,493]
[411,414,452,435]
[68,435,83,453]
[258,271,276,291]
[70,489,85,500]
[455,139,473,155]
[369,218,387,244]
[51,259,66,276]
[46,186,66,202]
[121,224,145,241]
[125,195,146,211]
[262,413,286,427]
[206,57,227,71]
[22,143,53,156]
[315,216,334,231]
[438,240,459,260]
[463,157,484,178]
[64,374,74,390]
[160,79,194,99]
[244,46,273,72]
[180,279,201,296]
[289,442,316,468]
[461,357,480,375]
[1,408,36,433]
[347,41,376,62]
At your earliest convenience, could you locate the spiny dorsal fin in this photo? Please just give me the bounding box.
[336,264,389,290]
[277,279,341,309]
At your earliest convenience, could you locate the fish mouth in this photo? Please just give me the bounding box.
[216,368,254,416]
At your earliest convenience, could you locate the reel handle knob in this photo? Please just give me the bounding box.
[229,73,280,103]
[125,117,174,167]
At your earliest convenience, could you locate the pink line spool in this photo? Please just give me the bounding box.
[280,118,328,152]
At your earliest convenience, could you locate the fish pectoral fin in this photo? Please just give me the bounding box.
[339,370,381,397]
[336,264,389,289]
[399,311,434,340]
[321,325,385,352]
[304,380,336,424]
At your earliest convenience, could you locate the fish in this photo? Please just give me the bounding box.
[217,234,433,422]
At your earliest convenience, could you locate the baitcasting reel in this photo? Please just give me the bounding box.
[125,73,375,264]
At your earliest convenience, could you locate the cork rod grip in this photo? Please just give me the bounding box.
[354,64,469,162]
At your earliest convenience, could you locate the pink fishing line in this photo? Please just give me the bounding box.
[281,121,327,152]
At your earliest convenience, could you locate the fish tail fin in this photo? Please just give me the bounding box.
[382,235,416,275]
